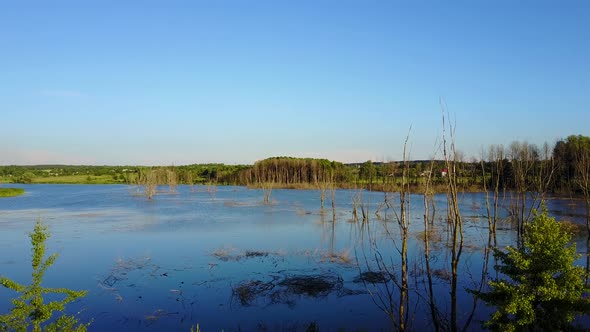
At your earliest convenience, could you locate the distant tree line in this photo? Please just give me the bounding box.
[1,134,589,196]
[235,157,349,186]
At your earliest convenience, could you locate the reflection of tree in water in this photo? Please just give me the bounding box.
[232,273,365,307]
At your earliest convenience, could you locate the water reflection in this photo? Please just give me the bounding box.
[0,184,588,331]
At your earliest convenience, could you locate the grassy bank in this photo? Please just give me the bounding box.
[28,175,124,184]
[247,182,484,193]
[0,188,25,197]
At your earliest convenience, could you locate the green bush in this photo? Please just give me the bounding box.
[0,221,89,332]
[474,205,590,331]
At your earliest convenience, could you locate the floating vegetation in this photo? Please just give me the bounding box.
[432,268,452,282]
[144,309,179,326]
[99,256,154,288]
[212,247,239,261]
[561,220,588,236]
[223,200,251,207]
[98,256,168,303]
[461,241,483,252]
[320,250,353,265]
[115,256,153,272]
[353,271,391,284]
[245,250,269,258]
[294,248,355,266]
[278,274,342,297]
[232,272,352,307]
[212,247,281,262]
[233,279,277,306]
[414,227,444,245]
[295,207,312,216]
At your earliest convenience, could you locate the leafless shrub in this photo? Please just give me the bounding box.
[262,182,273,204]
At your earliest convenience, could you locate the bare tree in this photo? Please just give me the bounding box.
[329,170,337,221]
[362,129,412,331]
[376,162,395,218]
[509,141,536,241]
[422,153,441,331]
[397,131,412,332]
[166,168,178,193]
[141,168,158,200]
[351,190,361,222]
[574,142,590,235]
[314,163,329,210]
[262,181,273,204]
[482,144,505,239]
[207,180,217,200]
[184,170,195,192]
[441,107,464,332]
[534,142,556,201]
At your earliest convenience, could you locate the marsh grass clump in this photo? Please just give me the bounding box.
[244,251,269,258]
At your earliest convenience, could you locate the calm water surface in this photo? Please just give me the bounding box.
[0,185,587,331]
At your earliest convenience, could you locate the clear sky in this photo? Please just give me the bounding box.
[1,1,589,165]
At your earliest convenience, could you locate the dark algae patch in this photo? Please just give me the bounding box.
[232,273,352,307]
[353,271,391,284]
[278,275,341,297]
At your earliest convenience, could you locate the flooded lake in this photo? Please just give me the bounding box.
[0,185,588,331]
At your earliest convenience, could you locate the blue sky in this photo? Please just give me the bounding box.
[1,1,589,165]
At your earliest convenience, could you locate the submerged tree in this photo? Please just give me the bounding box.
[366,129,412,331]
[141,168,158,200]
[474,206,590,331]
[165,167,178,193]
[0,221,88,332]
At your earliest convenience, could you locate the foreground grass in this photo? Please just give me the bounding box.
[0,188,24,197]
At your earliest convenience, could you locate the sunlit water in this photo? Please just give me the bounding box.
[0,185,587,331]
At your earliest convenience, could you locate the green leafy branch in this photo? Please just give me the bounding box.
[0,221,89,332]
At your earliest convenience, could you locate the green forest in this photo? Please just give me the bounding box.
[1,135,589,196]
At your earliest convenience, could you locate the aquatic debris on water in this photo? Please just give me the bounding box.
[144,309,179,326]
[353,271,392,284]
[212,247,281,262]
[278,274,342,297]
[232,272,353,307]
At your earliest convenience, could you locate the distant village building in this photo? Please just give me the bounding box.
[441,168,448,177]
